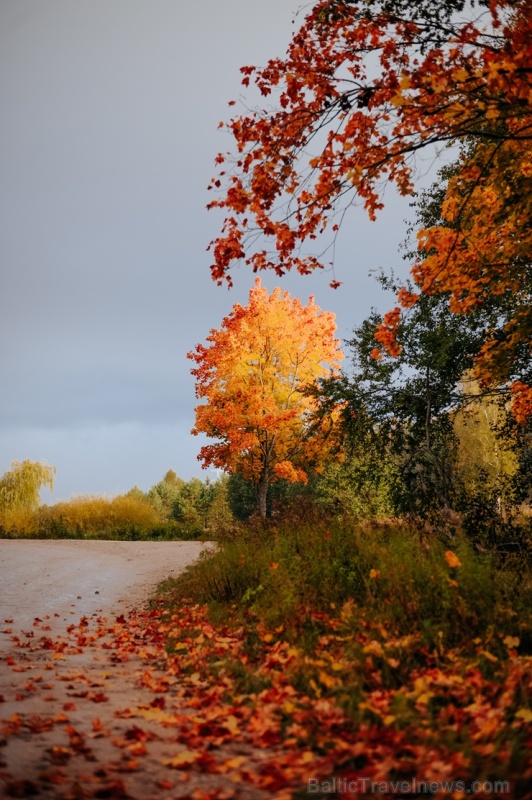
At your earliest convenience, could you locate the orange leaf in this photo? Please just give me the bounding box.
[163,750,203,768]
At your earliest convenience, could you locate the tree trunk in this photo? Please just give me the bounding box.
[256,465,270,520]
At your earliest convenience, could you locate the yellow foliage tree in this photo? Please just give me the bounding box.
[188,279,344,518]
[453,378,519,520]
[0,460,55,532]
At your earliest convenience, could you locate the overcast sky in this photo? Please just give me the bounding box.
[1,0,433,502]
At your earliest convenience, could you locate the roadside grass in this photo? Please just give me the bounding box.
[164,514,531,653]
[0,523,201,540]
[153,513,532,789]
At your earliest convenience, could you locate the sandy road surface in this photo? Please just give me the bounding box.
[0,540,270,800]
[0,539,207,633]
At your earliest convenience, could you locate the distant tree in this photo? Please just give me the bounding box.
[125,485,148,502]
[172,477,216,530]
[453,376,524,536]
[146,471,224,533]
[162,469,180,487]
[0,460,55,514]
[205,474,235,532]
[0,460,55,532]
[188,279,344,518]
[147,470,185,520]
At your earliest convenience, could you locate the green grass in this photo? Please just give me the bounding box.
[165,513,531,655]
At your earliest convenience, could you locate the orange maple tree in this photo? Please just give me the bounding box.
[188,279,343,517]
[208,0,532,418]
[405,137,532,420]
[373,133,532,416]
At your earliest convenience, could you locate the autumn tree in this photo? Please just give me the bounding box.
[208,0,532,418]
[0,460,55,532]
[402,136,532,420]
[0,460,55,512]
[188,279,343,518]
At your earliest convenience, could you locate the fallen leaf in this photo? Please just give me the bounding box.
[163,750,203,768]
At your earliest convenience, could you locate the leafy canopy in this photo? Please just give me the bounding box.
[208,0,532,417]
[208,0,530,284]
[188,279,343,515]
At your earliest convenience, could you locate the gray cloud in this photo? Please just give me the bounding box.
[1,0,419,500]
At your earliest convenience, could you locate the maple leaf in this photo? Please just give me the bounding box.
[444,550,462,569]
[502,635,520,650]
[49,745,71,765]
[515,708,532,724]
[162,749,203,768]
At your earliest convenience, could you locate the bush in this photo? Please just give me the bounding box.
[0,494,210,540]
[33,494,161,538]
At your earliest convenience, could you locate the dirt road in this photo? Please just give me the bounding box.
[0,539,267,800]
[0,539,207,633]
